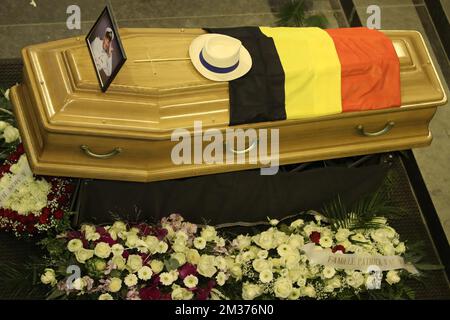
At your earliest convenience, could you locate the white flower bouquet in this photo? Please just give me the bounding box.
[40,212,427,300]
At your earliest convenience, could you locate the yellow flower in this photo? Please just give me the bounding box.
[183,275,199,288]
[273,278,293,299]
[108,277,122,292]
[94,242,111,259]
[124,273,138,287]
[197,255,217,278]
[150,260,164,274]
[67,239,83,253]
[98,293,114,300]
[137,266,153,280]
[75,248,94,264]
[127,254,143,272]
[259,270,273,283]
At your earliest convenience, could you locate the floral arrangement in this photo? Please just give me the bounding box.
[39,212,425,300]
[0,88,75,236]
[0,144,75,236]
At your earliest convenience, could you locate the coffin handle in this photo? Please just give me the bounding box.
[226,138,259,154]
[80,145,122,159]
[356,121,395,137]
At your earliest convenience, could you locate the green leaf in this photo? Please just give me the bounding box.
[164,258,180,271]
[414,263,444,271]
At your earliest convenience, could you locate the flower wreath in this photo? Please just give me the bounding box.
[0,144,75,236]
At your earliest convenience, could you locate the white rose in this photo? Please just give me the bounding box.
[124,273,138,287]
[252,259,271,273]
[253,230,275,250]
[194,237,207,250]
[144,236,159,253]
[111,256,126,270]
[235,235,252,250]
[386,270,401,285]
[111,243,124,256]
[335,228,352,242]
[289,219,304,229]
[215,256,228,271]
[273,278,293,299]
[322,266,336,279]
[125,233,139,248]
[242,283,263,300]
[94,242,111,259]
[183,275,199,288]
[171,287,194,300]
[67,239,83,253]
[127,254,143,272]
[150,260,164,274]
[40,268,57,286]
[75,248,94,263]
[172,242,187,253]
[197,255,217,278]
[186,249,201,265]
[72,277,86,291]
[300,285,316,298]
[259,270,273,283]
[200,226,217,241]
[288,288,301,300]
[381,243,396,256]
[171,253,186,266]
[112,221,127,232]
[288,235,304,249]
[2,126,20,143]
[346,271,365,288]
[0,121,9,131]
[257,250,269,259]
[108,277,122,292]
[98,293,114,300]
[137,266,153,280]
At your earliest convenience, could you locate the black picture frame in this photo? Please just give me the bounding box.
[85,5,127,92]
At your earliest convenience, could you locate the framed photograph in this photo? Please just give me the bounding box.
[86,5,127,92]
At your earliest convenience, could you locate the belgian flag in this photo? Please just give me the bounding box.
[206,27,401,126]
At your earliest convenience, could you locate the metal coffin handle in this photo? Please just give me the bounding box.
[356,121,395,137]
[80,145,122,159]
[226,138,259,154]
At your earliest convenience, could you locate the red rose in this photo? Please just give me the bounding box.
[332,245,346,253]
[139,287,161,300]
[0,164,11,173]
[309,231,321,244]
[16,144,25,154]
[53,209,64,220]
[39,212,49,224]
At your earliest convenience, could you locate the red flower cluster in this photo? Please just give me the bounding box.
[0,144,75,236]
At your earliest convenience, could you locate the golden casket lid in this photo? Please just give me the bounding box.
[15,28,447,141]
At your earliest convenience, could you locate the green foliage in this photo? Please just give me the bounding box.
[321,176,403,231]
[0,88,19,161]
[276,0,328,28]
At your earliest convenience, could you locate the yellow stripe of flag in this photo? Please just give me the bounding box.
[260,27,342,119]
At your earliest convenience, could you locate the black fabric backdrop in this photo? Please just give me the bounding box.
[75,164,388,226]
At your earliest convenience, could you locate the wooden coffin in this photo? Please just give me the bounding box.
[10,28,447,182]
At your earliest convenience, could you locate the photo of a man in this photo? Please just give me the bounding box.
[86,6,126,92]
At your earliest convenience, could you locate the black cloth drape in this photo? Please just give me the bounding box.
[204,27,286,125]
[75,165,388,227]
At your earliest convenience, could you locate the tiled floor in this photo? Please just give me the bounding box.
[0,0,449,241]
